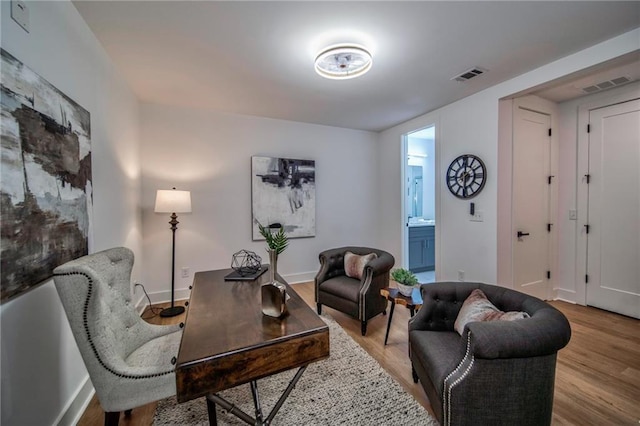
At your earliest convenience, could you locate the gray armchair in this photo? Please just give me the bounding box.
[409,282,571,426]
[53,247,183,426]
[315,246,394,335]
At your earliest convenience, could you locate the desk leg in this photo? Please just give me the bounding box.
[205,395,217,426]
[250,381,263,424]
[384,301,395,345]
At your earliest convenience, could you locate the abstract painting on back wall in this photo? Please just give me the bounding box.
[252,156,315,240]
[0,49,92,302]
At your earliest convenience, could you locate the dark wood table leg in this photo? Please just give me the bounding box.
[206,396,217,426]
[384,300,395,345]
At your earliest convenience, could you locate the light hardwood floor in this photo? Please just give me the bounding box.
[79,281,639,425]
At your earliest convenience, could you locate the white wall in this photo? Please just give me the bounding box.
[378,28,640,285]
[0,1,141,425]
[139,103,379,302]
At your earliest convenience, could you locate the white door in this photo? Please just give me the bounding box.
[513,107,551,300]
[586,99,640,319]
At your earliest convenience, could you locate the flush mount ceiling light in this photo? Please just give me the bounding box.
[314,44,372,80]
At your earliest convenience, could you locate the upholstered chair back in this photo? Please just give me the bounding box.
[53,247,182,419]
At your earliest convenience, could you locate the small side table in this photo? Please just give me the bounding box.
[380,287,423,345]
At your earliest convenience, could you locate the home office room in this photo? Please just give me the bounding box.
[1,1,638,425]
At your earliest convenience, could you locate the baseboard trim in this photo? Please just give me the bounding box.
[284,271,316,284]
[54,375,94,426]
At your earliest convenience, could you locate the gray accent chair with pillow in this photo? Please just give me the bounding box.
[53,247,183,426]
[409,282,571,426]
[315,246,395,336]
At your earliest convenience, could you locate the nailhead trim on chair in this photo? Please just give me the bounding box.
[55,271,175,379]
[443,332,475,426]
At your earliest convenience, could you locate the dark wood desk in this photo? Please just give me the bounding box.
[176,269,329,424]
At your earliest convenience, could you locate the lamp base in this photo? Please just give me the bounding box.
[159,305,186,317]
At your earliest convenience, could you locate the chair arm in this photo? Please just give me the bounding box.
[465,307,571,359]
[363,252,394,278]
[315,248,346,285]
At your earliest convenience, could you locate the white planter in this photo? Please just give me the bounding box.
[396,282,416,297]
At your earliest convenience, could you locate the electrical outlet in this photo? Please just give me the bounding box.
[470,210,484,222]
[569,209,577,220]
[458,270,465,282]
[181,267,190,278]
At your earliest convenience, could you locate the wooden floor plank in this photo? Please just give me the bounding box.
[77,283,640,425]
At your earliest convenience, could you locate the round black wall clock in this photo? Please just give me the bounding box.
[446,154,486,199]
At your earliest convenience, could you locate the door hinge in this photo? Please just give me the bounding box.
[587,124,591,133]
[547,223,553,232]
[584,224,590,234]
[548,175,555,185]
[548,128,552,137]
[585,274,589,283]
[584,174,591,184]
[547,271,551,279]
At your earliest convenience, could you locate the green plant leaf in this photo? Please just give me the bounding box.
[391,268,418,286]
[257,221,289,255]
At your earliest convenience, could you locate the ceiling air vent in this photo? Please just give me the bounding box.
[452,67,487,82]
[582,76,632,94]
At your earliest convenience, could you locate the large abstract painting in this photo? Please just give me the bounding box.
[1,49,92,302]
[252,156,315,239]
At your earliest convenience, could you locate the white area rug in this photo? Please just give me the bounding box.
[153,315,437,425]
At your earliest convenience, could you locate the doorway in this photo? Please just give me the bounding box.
[404,126,436,283]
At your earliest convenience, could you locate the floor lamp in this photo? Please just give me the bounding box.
[155,188,191,317]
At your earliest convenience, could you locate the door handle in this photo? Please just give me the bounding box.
[517,231,530,238]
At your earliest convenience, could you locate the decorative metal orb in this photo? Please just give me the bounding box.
[231,250,262,276]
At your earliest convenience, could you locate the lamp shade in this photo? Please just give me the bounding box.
[154,189,192,213]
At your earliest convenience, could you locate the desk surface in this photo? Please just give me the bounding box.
[176,269,329,403]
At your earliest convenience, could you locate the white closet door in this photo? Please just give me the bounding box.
[586,99,640,319]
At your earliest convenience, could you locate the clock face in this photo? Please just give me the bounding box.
[446,154,486,199]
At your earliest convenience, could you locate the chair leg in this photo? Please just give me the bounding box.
[317,303,322,315]
[105,411,120,426]
[361,320,367,336]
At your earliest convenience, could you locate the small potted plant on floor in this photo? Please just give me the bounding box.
[391,268,419,297]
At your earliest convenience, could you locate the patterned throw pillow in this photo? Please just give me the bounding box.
[344,251,377,280]
[454,288,530,335]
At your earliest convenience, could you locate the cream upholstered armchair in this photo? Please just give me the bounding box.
[53,247,183,426]
[315,246,395,336]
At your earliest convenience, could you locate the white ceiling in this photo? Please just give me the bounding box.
[73,1,640,132]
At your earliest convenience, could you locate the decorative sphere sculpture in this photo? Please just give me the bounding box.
[231,250,262,276]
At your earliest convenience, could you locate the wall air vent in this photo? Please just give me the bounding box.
[451,67,487,82]
[582,76,632,94]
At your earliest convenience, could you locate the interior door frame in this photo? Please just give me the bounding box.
[401,124,440,276]
[576,86,640,306]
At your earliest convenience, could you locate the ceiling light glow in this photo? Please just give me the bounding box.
[314,44,372,80]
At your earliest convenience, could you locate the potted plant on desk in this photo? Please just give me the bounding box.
[391,268,419,297]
